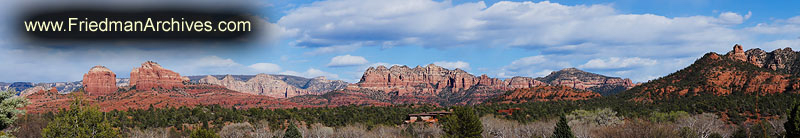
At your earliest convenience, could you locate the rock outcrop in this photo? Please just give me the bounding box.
[537,68,636,96]
[130,61,185,90]
[82,66,117,95]
[347,64,548,95]
[727,44,799,73]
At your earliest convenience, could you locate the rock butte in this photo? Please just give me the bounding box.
[130,61,187,91]
[82,66,117,96]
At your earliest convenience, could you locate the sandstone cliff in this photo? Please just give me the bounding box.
[82,66,117,95]
[130,61,185,90]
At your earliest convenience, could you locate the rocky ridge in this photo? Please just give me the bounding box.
[537,68,636,96]
[625,44,800,102]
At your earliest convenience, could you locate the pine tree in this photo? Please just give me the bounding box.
[786,103,800,137]
[442,106,483,138]
[552,115,575,138]
[284,122,302,138]
[41,96,119,138]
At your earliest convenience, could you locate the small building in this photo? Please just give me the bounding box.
[405,111,452,124]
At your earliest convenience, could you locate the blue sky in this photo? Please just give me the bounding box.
[1,0,799,83]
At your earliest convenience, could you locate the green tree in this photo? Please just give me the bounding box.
[0,89,29,130]
[284,122,302,138]
[41,96,119,138]
[441,106,482,138]
[552,115,574,138]
[190,128,219,138]
[786,103,800,137]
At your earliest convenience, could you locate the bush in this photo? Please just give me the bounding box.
[190,128,219,138]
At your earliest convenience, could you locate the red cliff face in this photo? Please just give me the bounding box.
[130,61,185,91]
[348,64,548,95]
[82,66,117,95]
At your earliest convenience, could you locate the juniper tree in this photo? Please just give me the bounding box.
[0,89,28,130]
[785,103,800,137]
[442,106,483,138]
[552,115,575,138]
[41,96,119,138]
[284,122,302,138]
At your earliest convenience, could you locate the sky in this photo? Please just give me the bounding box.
[1,0,799,83]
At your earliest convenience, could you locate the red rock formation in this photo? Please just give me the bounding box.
[82,66,117,95]
[348,64,548,95]
[497,86,601,103]
[727,44,747,61]
[130,61,184,90]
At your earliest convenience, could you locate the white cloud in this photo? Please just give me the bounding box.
[746,15,800,34]
[327,55,368,67]
[578,57,657,70]
[499,55,572,78]
[280,68,339,79]
[304,43,362,55]
[507,56,547,70]
[717,11,751,25]
[279,0,745,49]
[191,56,241,67]
[248,63,282,73]
[433,61,470,70]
